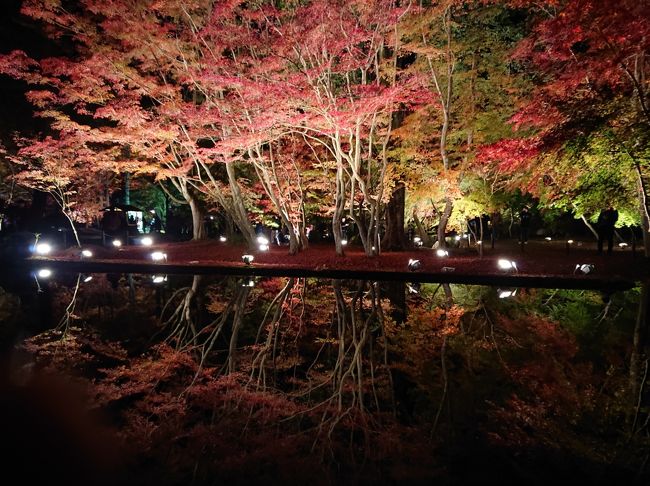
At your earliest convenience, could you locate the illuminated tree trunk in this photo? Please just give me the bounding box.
[225,161,257,250]
[437,198,453,249]
[382,184,407,251]
[333,161,347,257]
[188,195,205,241]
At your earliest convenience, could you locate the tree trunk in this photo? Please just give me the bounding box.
[124,172,131,205]
[225,161,256,250]
[188,195,205,240]
[383,280,406,324]
[437,198,453,249]
[580,214,599,240]
[62,209,81,247]
[630,283,650,407]
[333,164,347,256]
[413,213,432,247]
[287,225,301,256]
[382,184,407,251]
[638,172,650,258]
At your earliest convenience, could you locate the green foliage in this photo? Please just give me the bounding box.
[537,132,640,227]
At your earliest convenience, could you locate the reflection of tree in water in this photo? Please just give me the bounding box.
[14,276,650,483]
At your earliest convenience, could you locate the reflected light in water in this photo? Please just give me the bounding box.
[498,288,517,299]
[37,268,52,278]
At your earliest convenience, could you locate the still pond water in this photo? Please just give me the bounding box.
[0,269,647,485]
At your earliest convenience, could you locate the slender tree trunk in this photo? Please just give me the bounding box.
[580,214,600,240]
[124,172,131,205]
[188,195,205,240]
[637,169,650,258]
[437,198,453,249]
[630,283,650,407]
[62,209,81,247]
[228,285,251,374]
[225,161,256,249]
[333,163,347,256]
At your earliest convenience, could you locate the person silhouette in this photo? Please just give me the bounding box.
[597,206,618,255]
[519,207,531,244]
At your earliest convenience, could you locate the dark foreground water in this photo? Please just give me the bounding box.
[0,268,648,485]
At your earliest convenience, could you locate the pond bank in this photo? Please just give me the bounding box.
[27,238,649,290]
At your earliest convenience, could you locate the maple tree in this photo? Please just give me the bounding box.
[478,0,650,252]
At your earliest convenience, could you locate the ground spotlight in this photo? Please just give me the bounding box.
[618,242,628,248]
[567,239,574,244]
[37,268,52,279]
[259,244,269,251]
[151,275,167,284]
[545,236,552,241]
[257,235,269,245]
[436,249,449,257]
[342,239,348,246]
[497,259,518,272]
[35,242,52,255]
[242,254,254,265]
[574,263,594,275]
[219,236,227,242]
[112,239,122,247]
[454,235,461,242]
[408,258,422,271]
[83,275,93,283]
[243,279,255,288]
[81,249,93,258]
[141,236,153,246]
[151,251,167,262]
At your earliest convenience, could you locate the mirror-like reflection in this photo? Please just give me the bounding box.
[0,271,648,485]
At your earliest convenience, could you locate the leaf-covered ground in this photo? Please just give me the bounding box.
[42,237,649,286]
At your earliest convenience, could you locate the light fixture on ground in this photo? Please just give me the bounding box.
[618,242,628,248]
[497,259,518,272]
[498,288,518,299]
[83,275,93,283]
[408,258,422,271]
[35,242,52,255]
[257,235,269,251]
[567,239,574,244]
[574,263,595,275]
[151,251,167,262]
[112,239,122,247]
[81,249,93,258]
[243,279,255,287]
[37,268,52,278]
[545,236,552,241]
[219,236,227,242]
[151,275,167,284]
[414,236,423,247]
[242,254,254,265]
[141,236,153,246]
[454,235,461,242]
[341,239,348,246]
[436,249,449,257]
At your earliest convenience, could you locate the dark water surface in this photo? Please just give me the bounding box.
[0,267,648,485]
